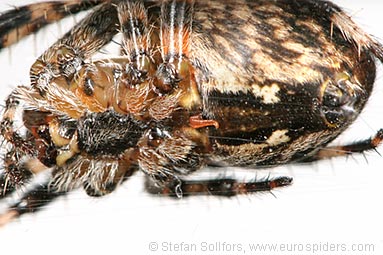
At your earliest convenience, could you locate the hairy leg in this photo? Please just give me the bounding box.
[304,129,383,161]
[145,175,293,198]
[0,181,66,227]
[0,0,104,50]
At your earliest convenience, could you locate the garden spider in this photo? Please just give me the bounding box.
[1,0,383,226]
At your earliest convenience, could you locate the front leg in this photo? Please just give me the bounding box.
[30,2,119,94]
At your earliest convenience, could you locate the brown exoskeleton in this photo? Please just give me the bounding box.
[0,0,383,225]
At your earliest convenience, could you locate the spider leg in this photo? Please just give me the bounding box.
[1,89,58,193]
[0,92,35,156]
[145,175,293,198]
[81,159,138,197]
[118,0,155,60]
[0,149,31,198]
[0,180,66,227]
[0,86,60,164]
[0,153,61,226]
[30,2,119,94]
[302,129,383,161]
[138,125,292,197]
[0,171,15,199]
[0,0,103,50]
[0,146,53,197]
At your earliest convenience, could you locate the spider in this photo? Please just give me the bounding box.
[0,0,383,226]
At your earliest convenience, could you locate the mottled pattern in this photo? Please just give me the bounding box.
[0,0,383,224]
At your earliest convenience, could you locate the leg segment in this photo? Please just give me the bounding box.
[0,93,35,156]
[305,129,383,161]
[0,172,15,199]
[145,175,293,198]
[1,89,57,189]
[138,124,291,198]
[0,0,103,50]
[1,151,53,198]
[0,182,66,227]
[0,150,32,198]
[30,2,119,93]
[0,92,39,192]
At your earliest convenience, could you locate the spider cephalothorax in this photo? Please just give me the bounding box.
[1,0,383,225]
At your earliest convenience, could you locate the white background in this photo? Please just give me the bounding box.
[0,1,382,254]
